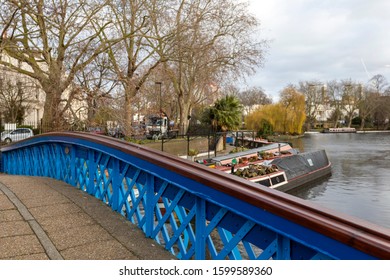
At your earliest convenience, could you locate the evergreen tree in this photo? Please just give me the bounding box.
[202,95,242,149]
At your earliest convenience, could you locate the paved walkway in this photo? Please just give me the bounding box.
[0,175,174,260]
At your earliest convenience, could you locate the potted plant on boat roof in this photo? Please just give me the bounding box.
[187,149,199,161]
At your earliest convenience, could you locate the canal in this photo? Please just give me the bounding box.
[289,132,390,229]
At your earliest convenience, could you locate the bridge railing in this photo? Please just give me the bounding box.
[1,132,389,260]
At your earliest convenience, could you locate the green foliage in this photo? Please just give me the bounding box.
[17,124,34,129]
[188,148,199,156]
[257,119,273,136]
[202,95,243,132]
[127,138,154,145]
[351,116,362,125]
[229,146,248,153]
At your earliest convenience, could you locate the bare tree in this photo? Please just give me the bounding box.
[235,86,271,115]
[369,74,389,93]
[0,0,117,129]
[95,0,175,136]
[163,0,267,134]
[326,80,344,127]
[358,89,381,130]
[341,80,363,128]
[368,74,390,129]
[0,78,25,123]
[298,81,325,130]
[0,67,38,124]
[73,54,117,126]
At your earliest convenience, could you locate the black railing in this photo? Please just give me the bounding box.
[0,121,258,159]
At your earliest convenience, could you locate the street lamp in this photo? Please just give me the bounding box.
[155,82,163,151]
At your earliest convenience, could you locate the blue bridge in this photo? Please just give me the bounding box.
[1,132,389,260]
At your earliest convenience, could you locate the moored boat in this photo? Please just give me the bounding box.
[230,163,288,189]
[323,127,356,133]
[210,142,296,166]
[270,150,331,192]
[210,143,332,193]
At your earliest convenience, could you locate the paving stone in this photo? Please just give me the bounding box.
[0,220,33,238]
[4,253,50,260]
[0,235,45,259]
[0,175,176,260]
[61,240,138,260]
[113,228,175,260]
[0,195,15,210]
[0,176,52,191]
[10,187,62,200]
[20,194,70,208]
[47,224,112,251]
[81,207,175,260]
[28,202,82,220]
[0,209,24,222]
[39,211,96,233]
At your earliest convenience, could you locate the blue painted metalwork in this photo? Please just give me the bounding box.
[1,132,389,260]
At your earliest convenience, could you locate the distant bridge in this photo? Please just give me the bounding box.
[1,132,389,259]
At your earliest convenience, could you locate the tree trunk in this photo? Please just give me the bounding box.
[347,114,353,128]
[87,97,97,123]
[360,117,366,131]
[333,117,338,128]
[178,94,191,135]
[41,83,63,132]
[124,94,134,137]
[123,85,138,137]
[222,132,227,150]
[305,121,311,132]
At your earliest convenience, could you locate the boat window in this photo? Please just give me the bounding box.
[257,178,271,187]
[271,175,286,185]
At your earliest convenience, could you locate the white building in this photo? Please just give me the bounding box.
[0,51,87,127]
[0,62,45,127]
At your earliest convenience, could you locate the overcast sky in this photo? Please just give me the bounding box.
[247,0,390,101]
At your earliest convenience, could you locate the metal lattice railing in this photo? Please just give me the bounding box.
[1,132,389,260]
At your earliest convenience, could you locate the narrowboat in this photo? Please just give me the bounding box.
[211,143,332,193]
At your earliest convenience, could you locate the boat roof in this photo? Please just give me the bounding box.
[211,143,291,163]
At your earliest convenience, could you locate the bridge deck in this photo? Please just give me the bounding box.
[0,175,174,260]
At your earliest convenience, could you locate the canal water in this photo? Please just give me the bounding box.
[289,132,390,229]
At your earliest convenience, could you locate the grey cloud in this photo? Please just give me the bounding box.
[247,0,390,99]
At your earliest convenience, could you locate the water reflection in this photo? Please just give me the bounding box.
[289,132,390,228]
[288,176,330,200]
